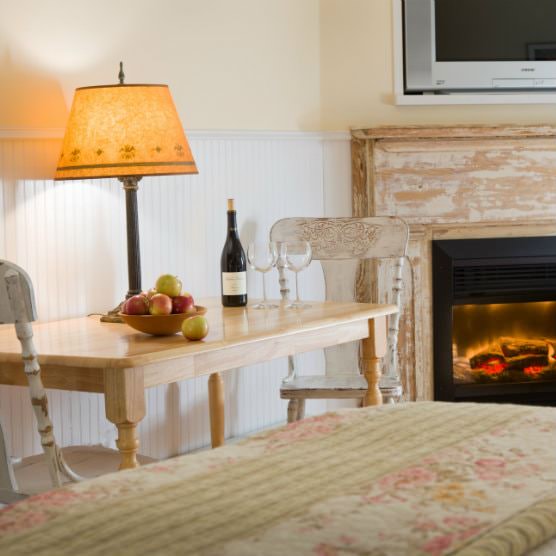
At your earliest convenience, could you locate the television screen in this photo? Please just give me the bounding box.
[436,0,556,62]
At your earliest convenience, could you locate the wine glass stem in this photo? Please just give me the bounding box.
[262,271,268,305]
[295,271,300,304]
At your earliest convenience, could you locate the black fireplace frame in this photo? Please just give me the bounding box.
[433,236,556,406]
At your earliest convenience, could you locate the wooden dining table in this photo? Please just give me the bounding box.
[0,298,397,470]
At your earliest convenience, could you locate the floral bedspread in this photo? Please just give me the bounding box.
[0,402,555,555]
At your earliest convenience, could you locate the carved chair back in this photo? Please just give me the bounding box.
[270,217,409,381]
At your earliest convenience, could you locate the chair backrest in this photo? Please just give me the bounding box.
[270,217,409,377]
[0,261,37,325]
[270,217,408,261]
[0,261,38,496]
[0,261,75,491]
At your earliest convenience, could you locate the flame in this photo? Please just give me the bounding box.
[477,359,507,375]
[524,366,544,377]
[464,342,490,360]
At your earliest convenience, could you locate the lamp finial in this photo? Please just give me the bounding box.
[118,61,125,85]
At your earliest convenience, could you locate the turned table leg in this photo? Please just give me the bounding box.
[361,316,388,407]
[104,368,146,470]
[208,372,225,448]
[115,423,140,470]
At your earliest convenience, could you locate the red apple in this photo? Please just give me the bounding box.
[149,293,172,315]
[182,315,209,340]
[123,294,149,315]
[172,293,195,314]
[155,274,182,298]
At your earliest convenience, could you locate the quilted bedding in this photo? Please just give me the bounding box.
[0,402,555,555]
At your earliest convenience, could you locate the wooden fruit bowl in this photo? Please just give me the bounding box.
[119,306,207,336]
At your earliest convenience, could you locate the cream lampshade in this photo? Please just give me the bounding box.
[54,83,197,180]
[54,64,198,322]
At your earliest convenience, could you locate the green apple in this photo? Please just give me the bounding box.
[182,315,209,340]
[155,274,182,298]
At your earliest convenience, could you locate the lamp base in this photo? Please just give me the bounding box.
[100,302,125,323]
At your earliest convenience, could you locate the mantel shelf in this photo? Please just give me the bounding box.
[351,124,556,142]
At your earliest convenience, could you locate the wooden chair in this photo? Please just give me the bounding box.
[0,261,152,503]
[270,217,409,422]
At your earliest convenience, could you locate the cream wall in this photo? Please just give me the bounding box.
[0,0,321,131]
[0,1,355,459]
[320,0,556,130]
[3,0,555,133]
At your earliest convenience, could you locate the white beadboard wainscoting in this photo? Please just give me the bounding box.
[0,130,351,460]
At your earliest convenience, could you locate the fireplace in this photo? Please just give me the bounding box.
[433,236,556,406]
[352,124,556,400]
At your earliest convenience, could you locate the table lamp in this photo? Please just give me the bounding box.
[54,63,198,322]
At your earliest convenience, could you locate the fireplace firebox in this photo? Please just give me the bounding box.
[433,236,556,406]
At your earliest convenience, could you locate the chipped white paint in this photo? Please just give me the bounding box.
[1,262,84,491]
[352,125,556,400]
[271,216,409,417]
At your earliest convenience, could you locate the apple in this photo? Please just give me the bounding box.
[172,293,195,314]
[182,315,209,340]
[155,274,182,298]
[144,288,157,300]
[123,294,149,315]
[149,293,172,315]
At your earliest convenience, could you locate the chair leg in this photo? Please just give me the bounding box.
[287,399,299,423]
[296,399,305,421]
[380,384,403,405]
[0,421,18,493]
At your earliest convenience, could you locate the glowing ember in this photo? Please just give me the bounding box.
[524,366,544,377]
[478,359,508,375]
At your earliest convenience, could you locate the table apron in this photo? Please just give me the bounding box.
[0,362,104,393]
[140,319,371,388]
[191,319,370,380]
[0,319,374,392]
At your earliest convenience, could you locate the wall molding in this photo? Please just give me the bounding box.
[0,128,351,142]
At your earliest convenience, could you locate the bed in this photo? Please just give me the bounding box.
[0,402,555,555]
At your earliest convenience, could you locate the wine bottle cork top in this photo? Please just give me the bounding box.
[227,198,235,211]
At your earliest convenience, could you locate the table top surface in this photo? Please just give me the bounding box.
[0,298,397,369]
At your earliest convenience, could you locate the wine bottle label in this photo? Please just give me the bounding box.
[222,272,247,295]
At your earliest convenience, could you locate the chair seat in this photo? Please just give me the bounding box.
[280,375,368,399]
[13,445,156,496]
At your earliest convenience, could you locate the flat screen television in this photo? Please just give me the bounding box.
[404,0,556,93]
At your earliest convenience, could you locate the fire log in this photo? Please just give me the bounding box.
[505,354,549,371]
[469,344,505,369]
[499,337,548,358]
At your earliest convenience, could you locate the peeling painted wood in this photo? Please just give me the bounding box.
[351,124,556,141]
[351,125,556,401]
[271,217,408,411]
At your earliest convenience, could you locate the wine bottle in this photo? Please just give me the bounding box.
[220,199,247,307]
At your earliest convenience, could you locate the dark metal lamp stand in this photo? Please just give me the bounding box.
[100,176,142,323]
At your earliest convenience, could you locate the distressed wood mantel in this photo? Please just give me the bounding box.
[351,124,556,401]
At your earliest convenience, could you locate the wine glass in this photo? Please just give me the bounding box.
[283,241,312,309]
[247,242,278,309]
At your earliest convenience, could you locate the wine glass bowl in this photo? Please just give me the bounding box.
[284,242,312,272]
[247,242,279,309]
[282,241,312,309]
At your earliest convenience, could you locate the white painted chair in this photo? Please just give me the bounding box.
[0,260,152,503]
[270,217,409,422]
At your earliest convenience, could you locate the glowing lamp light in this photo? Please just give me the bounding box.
[54,63,198,321]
